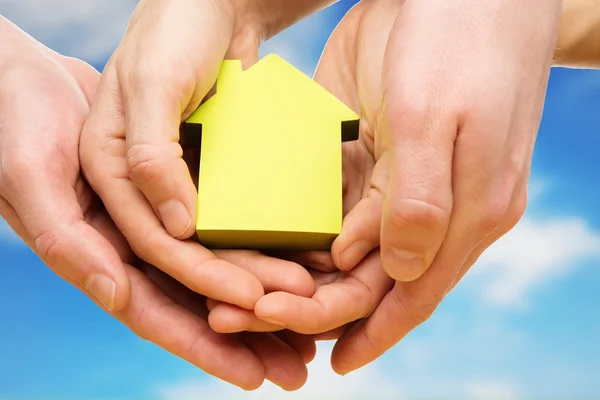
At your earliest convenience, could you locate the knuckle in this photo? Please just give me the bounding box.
[388,198,450,233]
[118,55,186,97]
[479,183,527,236]
[355,325,380,355]
[127,143,164,186]
[382,86,458,139]
[0,150,35,191]
[128,228,158,262]
[391,289,438,327]
[119,56,158,92]
[34,227,68,270]
[132,297,168,342]
[383,90,432,131]
[480,198,511,235]
[507,191,528,228]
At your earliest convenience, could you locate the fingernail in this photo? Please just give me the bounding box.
[260,317,286,327]
[158,199,192,238]
[87,274,116,311]
[382,248,425,282]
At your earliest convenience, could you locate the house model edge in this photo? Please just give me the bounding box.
[183,54,360,251]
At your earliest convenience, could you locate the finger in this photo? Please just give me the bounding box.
[207,269,339,334]
[106,178,263,309]
[240,333,308,391]
[209,302,284,333]
[206,297,218,311]
[266,250,339,273]
[1,172,130,312]
[118,3,236,240]
[214,250,316,296]
[450,180,528,291]
[95,60,196,241]
[81,89,264,310]
[0,196,29,244]
[147,265,306,390]
[254,251,393,334]
[377,17,458,282]
[115,264,266,390]
[146,264,310,388]
[332,197,382,271]
[331,138,523,374]
[275,330,317,364]
[332,176,385,271]
[313,323,355,341]
[58,57,100,105]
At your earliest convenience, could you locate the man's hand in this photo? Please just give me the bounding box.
[328,0,560,373]
[79,0,341,312]
[208,0,562,374]
[0,17,316,391]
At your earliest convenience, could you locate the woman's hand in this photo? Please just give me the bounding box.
[0,16,315,391]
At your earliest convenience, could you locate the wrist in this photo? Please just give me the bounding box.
[553,0,600,67]
[232,0,338,42]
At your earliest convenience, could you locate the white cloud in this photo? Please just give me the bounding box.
[0,0,138,63]
[469,215,600,308]
[465,381,521,400]
[157,342,403,400]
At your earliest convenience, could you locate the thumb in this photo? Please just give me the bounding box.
[115,7,242,239]
[2,173,130,312]
[379,98,454,282]
[331,154,391,271]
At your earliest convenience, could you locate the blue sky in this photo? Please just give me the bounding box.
[1,1,600,399]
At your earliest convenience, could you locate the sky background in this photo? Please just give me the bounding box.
[1,0,600,399]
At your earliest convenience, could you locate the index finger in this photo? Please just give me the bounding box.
[80,73,264,310]
[330,203,482,374]
[113,264,266,390]
[254,251,393,334]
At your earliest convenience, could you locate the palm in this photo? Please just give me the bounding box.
[3,49,314,390]
[207,0,401,346]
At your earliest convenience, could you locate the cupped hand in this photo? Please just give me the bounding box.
[206,0,394,352]
[0,15,130,312]
[79,0,319,315]
[0,17,313,391]
[208,0,562,374]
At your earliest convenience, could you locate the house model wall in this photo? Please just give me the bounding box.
[183,54,359,250]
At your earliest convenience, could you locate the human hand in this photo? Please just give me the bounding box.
[208,0,562,374]
[205,0,393,351]
[80,0,340,239]
[0,15,130,313]
[0,17,315,390]
[80,0,345,312]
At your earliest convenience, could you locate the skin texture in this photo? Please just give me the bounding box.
[0,16,320,392]
[555,0,600,68]
[78,0,343,324]
[209,0,563,376]
[2,0,597,390]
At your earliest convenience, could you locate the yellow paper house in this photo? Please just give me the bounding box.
[183,54,359,250]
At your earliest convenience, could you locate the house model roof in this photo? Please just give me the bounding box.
[184,54,359,250]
